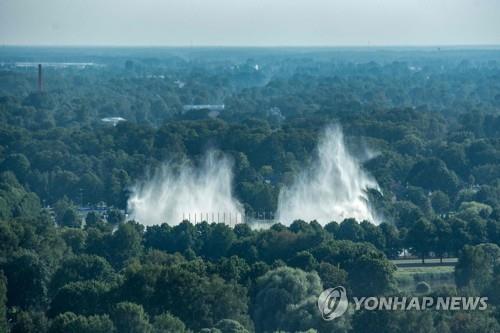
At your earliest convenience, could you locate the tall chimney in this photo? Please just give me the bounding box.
[38,64,43,92]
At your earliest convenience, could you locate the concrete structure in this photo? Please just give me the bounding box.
[101,117,126,126]
[182,104,225,112]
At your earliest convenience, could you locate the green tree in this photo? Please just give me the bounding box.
[406,218,436,263]
[2,251,49,309]
[349,255,396,296]
[49,280,111,316]
[152,312,187,333]
[430,191,450,214]
[166,221,197,253]
[0,221,19,261]
[202,223,236,259]
[213,319,250,333]
[360,221,386,250]
[394,201,424,229]
[432,217,452,262]
[1,153,30,181]
[378,223,401,259]
[60,228,87,253]
[85,212,102,228]
[351,310,396,333]
[216,256,251,283]
[50,254,116,292]
[352,309,436,333]
[9,310,49,333]
[406,158,459,194]
[0,271,7,333]
[486,269,500,305]
[288,250,318,271]
[154,267,250,331]
[111,302,153,333]
[108,221,144,267]
[0,172,41,219]
[455,243,500,292]
[253,267,322,333]
[317,262,348,289]
[233,223,253,239]
[337,218,364,242]
[487,219,500,245]
[49,312,115,333]
[324,221,339,237]
[448,311,500,333]
[107,209,125,225]
[53,197,75,225]
[61,208,81,228]
[449,217,471,255]
[78,172,104,205]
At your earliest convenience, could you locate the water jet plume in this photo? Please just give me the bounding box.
[127,150,244,226]
[277,125,380,225]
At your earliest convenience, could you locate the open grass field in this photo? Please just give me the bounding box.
[395,265,456,293]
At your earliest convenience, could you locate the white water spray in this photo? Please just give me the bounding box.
[277,125,380,225]
[127,151,244,226]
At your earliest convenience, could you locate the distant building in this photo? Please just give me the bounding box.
[267,107,285,122]
[101,117,126,126]
[182,104,225,112]
[77,202,128,224]
[174,80,186,88]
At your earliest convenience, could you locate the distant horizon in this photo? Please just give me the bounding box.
[2,0,499,47]
[2,44,500,49]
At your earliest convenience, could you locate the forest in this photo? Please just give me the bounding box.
[1,47,500,332]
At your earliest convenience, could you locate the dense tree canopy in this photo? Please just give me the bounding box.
[1,47,500,332]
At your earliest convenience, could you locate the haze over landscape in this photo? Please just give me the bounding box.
[1,0,500,46]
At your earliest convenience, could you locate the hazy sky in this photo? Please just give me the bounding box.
[1,0,499,46]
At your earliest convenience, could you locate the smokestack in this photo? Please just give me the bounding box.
[38,64,43,92]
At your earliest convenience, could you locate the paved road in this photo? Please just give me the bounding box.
[391,258,458,267]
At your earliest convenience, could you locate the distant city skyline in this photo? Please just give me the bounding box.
[1,0,499,46]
